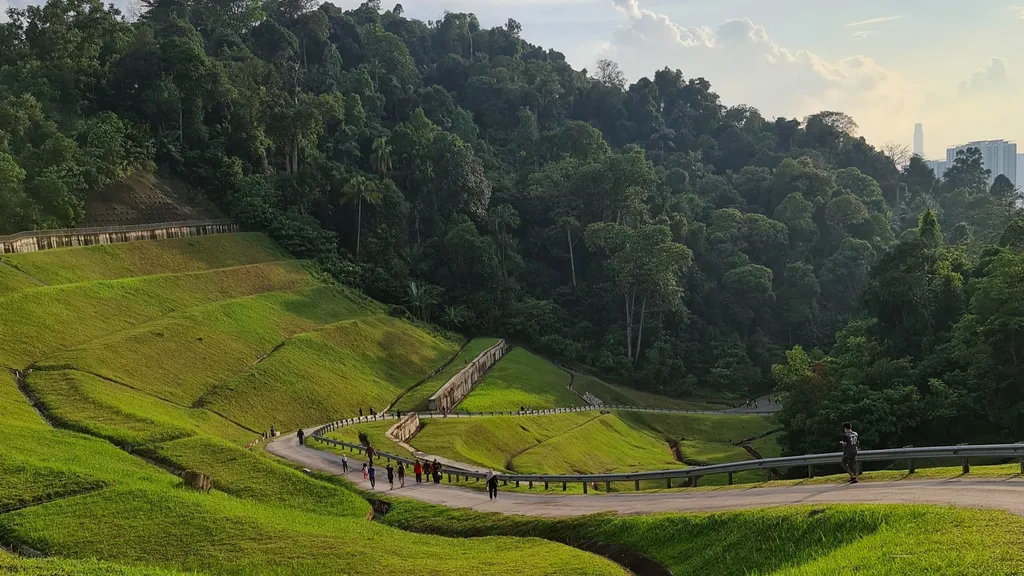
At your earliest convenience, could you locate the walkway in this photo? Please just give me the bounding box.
[268,432,1024,518]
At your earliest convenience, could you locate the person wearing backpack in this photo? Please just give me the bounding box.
[841,422,860,484]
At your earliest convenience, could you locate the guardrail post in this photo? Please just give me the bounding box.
[766,469,771,482]
[583,482,588,494]
[727,472,733,485]
[634,479,640,491]
[502,479,507,486]
[692,476,699,487]
[544,481,548,490]
[962,457,970,474]
[666,478,672,489]
[855,462,862,477]
[605,481,610,492]
[807,465,814,478]
[908,459,915,474]
[515,480,520,487]
[447,473,452,482]
[1020,458,1023,475]
[562,482,567,491]
[528,481,533,489]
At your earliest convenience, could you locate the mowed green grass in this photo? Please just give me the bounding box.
[201,316,459,431]
[572,373,731,410]
[458,348,582,412]
[0,553,190,575]
[23,369,253,446]
[383,500,1024,576]
[39,284,379,406]
[510,413,678,474]
[0,260,314,369]
[0,262,41,295]
[321,420,410,458]
[410,413,600,472]
[2,233,289,285]
[394,337,498,412]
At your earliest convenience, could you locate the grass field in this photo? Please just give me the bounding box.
[383,499,1024,576]
[393,337,498,412]
[0,262,41,295]
[458,348,582,412]
[201,316,459,431]
[572,373,731,410]
[0,261,314,369]
[39,285,379,406]
[2,233,290,285]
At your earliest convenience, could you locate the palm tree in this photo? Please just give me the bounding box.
[406,281,442,322]
[370,137,392,177]
[443,305,469,329]
[340,175,380,261]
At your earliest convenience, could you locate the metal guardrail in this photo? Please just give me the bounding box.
[311,436,1024,493]
[0,219,237,242]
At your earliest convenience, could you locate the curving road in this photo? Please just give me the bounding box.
[268,431,1024,518]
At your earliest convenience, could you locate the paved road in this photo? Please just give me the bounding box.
[268,432,1024,517]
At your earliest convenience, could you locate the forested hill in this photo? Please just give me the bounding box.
[1,0,1021,439]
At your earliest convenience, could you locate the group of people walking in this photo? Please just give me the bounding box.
[413,459,442,484]
[357,458,445,490]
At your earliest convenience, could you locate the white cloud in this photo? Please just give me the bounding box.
[851,30,880,39]
[845,15,903,27]
[959,57,1010,93]
[602,0,914,144]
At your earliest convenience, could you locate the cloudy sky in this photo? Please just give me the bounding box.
[4,0,1018,158]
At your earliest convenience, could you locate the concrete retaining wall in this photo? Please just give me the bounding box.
[428,339,509,413]
[387,412,421,443]
[0,219,239,254]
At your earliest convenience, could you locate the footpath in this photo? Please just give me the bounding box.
[267,431,1024,518]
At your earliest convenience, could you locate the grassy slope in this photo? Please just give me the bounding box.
[0,554,190,575]
[572,373,730,410]
[0,261,314,369]
[458,348,582,412]
[0,263,40,295]
[202,316,459,431]
[40,285,378,406]
[321,420,410,458]
[409,413,599,472]
[394,337,498,412]
[510,414,678,474]
[24,369,253,446]
[3,233,289,285]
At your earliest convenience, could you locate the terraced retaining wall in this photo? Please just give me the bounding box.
[387,412,421,443]
[428,339,509,413]
[0,220,238,254]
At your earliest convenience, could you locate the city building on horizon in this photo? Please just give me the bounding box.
[925,159,948,179]
[944,140,1017,187]
[914,124,924,158]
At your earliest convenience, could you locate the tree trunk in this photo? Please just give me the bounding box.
[634,294,647,364]
[566,226,577,287]
[356,196,362,262]
[624,289,634,360]
[292,139,299,174]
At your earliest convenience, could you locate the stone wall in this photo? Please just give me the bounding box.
[0,220,239,255]
[386,412,421,443]
[428,339,509,413]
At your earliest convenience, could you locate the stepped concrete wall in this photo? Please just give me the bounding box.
[387,412,421,443]
[0,220,238,254]
[428,339,509,413]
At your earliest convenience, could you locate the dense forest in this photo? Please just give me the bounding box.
[2,0,1022,453]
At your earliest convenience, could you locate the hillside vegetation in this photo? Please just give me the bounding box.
[0,235,625,575]
[394,337,498,412]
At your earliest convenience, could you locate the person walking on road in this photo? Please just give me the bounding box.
[368,464,376,489]
[361,463,368,480]
[341,454,348,474]
[386,463,395,490]
[432,460,441,484]
[486,471,498,500]
[841,422,860,483]
[296,428,304,445]
[414,460,423,484]
[398,462,406,488]
[366,445,375,464]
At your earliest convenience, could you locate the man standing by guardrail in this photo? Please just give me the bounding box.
[841,422,859,484]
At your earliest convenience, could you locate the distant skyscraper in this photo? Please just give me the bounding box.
[946,140,1017,187]
[913,124,924,157]
[925,160,948,179]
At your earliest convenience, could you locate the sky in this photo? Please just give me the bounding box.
[4,0,1019,159]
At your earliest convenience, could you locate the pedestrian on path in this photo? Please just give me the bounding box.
[398,462,406,487]
[432,459,441,484]
[361,463,368,480]
[359,407,363,417]
[269,425,276,437]
[342,454,348,474]
[414,460,423,484]
[486,471,498,500]
[386,463,395,490]
[840,422,859,484]
[366,445,375,464]
[368,464,376,489]
[296,428,304,445]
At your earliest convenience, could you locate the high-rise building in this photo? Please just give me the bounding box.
[925,160,948,179]
[913,124,924,157]
[946,140,1017,187]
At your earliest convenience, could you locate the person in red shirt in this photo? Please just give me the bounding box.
[414,460,423,484]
